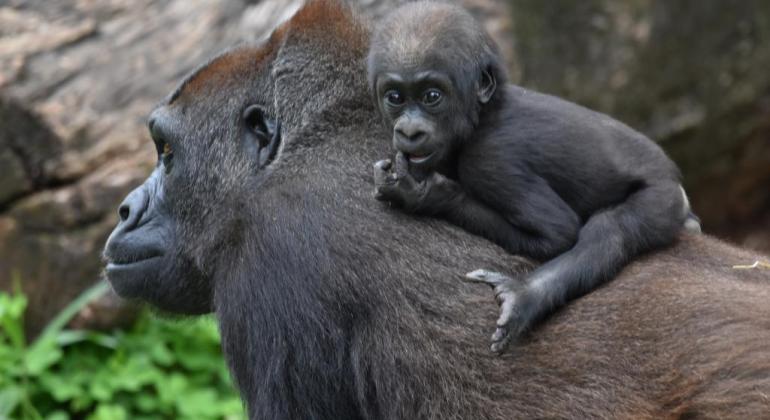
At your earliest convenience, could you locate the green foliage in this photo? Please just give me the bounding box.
[0,282,245,420]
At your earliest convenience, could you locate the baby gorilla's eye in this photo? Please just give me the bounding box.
[161,142,174,173]
[422,89,443,106]
[385,90,405,106]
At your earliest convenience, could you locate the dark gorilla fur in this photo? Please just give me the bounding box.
[103,1,770,418]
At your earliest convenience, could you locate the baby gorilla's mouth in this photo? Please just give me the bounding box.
[406,152,433,164]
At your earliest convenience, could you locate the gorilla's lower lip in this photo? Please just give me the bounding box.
[106,255,162,271]
[407,153,433,164]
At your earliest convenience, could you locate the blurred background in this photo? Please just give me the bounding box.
[0,0,768,418]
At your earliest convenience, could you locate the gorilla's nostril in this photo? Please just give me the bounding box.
[119,204,130,222]
[407,131,427,143]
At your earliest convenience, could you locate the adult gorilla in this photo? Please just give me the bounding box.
[103,1,770,418]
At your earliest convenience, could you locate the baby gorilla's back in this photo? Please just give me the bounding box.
[464,84,684,219]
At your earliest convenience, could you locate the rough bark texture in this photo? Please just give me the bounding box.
[0,0,767,334]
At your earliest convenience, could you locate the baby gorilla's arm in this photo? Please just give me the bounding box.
[373,153,579,260]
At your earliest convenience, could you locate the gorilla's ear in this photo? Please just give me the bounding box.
[242,105,281,168]
[477,68,497,104]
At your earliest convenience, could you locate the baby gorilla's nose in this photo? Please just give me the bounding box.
[395,125,428,143]
[394,117,431,149]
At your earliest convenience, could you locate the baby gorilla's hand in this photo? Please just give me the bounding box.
[373,153,461,214]
[373,153,429,212]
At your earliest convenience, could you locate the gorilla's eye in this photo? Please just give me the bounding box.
[161,142,174,173]
[385,90,404,106]
[422,89,443,106]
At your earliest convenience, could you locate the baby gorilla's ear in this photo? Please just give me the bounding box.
[477,68,497,104]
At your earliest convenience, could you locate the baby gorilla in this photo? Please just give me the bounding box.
[369,2,700,352]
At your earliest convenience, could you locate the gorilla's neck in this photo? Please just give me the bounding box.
[213,208,364,419]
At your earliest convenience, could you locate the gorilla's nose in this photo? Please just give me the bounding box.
[117,186,149,231]
[396,127,427,143]
[394,119,429,144]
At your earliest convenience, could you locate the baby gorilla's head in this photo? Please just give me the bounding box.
[366,1,506,175]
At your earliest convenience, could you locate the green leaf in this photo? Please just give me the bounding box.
[177,389,219,418]
[0,289,27,319]
[71,392,95,412]
[24,338,62,376]
[88,373,115,402]
[156,373,188,406]
[0,346,23,380]
[38,373,82,402]
[149,341,174,366]
[55,330,118,349]
[0,292,27,349]
[88,404,127,420]
[0,386,23,417]
[45,410,70,420]
[37,282,109,343]
[135,393,159,413]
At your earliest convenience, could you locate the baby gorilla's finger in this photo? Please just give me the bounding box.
[374,159,392,171]
[491,326,506,343]
[394,152,410,178]
[373,164,397,187]
[374,185,390,200]
[490,328,512,354]
[490,290,516,353]
[496,293,516,327]
[374,182,402,201]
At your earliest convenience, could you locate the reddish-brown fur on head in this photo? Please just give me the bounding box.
[279,0,368,52]
[173,0,366,101]
[169,36,282,105]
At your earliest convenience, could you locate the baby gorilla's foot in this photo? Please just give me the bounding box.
[465,269,532,354]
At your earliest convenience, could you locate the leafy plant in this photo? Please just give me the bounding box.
[0,280,244,420]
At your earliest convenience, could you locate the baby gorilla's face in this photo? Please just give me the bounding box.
[366,1,501,178]
[373,66,468,176]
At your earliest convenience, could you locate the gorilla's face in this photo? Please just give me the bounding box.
[102,164,200,312]
[369,57,497,180]
[103,44,281,314]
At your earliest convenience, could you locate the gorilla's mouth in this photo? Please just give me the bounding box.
[106,254,162,268]
[406,152,433,164]
[103,245,164,270]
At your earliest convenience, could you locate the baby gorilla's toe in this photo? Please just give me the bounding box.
[465,269,511,286]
